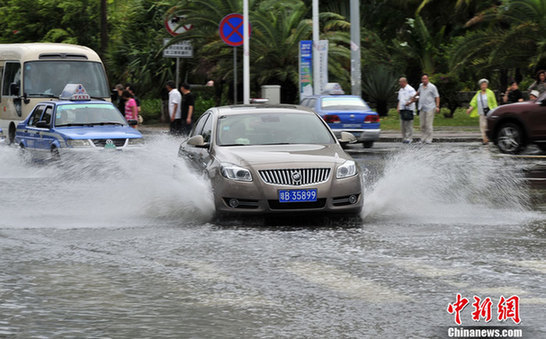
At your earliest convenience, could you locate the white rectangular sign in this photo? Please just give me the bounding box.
[163,39,193,58]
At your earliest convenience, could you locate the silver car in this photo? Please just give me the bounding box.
[178,105,362,215]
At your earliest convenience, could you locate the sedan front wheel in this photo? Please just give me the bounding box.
[496,123,525,154]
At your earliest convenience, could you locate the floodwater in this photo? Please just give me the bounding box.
[0,137,545,338]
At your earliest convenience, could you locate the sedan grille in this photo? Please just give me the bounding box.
[259,168,331,186]
[92,139,127,147]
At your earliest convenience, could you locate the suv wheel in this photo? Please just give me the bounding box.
[496,123,525,154]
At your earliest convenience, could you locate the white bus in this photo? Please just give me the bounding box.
[0,43,110,143]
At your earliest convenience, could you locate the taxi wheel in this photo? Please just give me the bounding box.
[50,147,60,161]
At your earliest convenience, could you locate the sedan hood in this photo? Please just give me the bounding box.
[214,144,351,167]
[55,126,142,139]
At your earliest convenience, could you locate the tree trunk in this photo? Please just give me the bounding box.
[100,0,108,57]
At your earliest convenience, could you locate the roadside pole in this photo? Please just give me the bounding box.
[312,0,319,95]
[350,0,361,96]
[176,57,180,89]
[234,47,237,104]
[243,0,250,104]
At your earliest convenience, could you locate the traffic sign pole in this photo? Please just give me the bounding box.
[234,47,237,104]
[243,0,250,104]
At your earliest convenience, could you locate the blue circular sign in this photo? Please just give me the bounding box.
[219,13,250,47]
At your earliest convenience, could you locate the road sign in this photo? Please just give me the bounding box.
[219,13,250,47]
[163,39,193,58]
[165,7,193,36]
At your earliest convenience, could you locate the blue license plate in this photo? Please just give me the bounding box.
[279,189,318,203]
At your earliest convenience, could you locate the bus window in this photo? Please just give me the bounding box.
[23,61,109,98]
[2,62,21,96]
[28,105,45,127]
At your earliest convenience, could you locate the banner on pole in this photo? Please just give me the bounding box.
[299,40,328,100]
[299,40,313,100]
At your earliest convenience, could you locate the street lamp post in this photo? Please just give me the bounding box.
[350,0,361,96]
[243,0,250,104]
[312,0,320,95]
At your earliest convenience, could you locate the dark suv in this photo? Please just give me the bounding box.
[486,92,546,154]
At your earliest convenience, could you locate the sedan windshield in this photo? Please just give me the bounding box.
[321,97,370,111]
[55,103,126,127]
[217,112,335,146]
[24,61,110,98]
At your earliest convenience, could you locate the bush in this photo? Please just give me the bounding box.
[431,73,462,118]
[140,98,161,124]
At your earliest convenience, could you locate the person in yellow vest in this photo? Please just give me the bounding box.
[466,78,498,145]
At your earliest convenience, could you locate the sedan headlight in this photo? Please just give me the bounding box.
[66,139,92,148]
[127,137,144,145]
[336,160,357,179]
[221,163,253,182]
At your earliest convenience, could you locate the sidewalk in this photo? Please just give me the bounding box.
[138,124,483,142]
[380,127,482,142]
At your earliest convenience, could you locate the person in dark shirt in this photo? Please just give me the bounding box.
[180,83,195,136]
[503,81,523,104]
[115,84,126,114]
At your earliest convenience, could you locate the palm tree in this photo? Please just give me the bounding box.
[175,0,351,103]
[449,0,546,74]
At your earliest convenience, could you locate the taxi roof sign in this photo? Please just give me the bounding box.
[59,84,91,101]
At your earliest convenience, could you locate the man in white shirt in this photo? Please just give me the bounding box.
[409,74,440,144]
[166,80,182,135]
[397,77,416,143]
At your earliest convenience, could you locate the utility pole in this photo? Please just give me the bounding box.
[350,0,361,96]
[312,0,320,95]
[243,0,250,104]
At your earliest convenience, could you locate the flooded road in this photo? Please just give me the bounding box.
[1,137,545,338]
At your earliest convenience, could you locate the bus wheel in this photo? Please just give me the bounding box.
[8,123,16,145]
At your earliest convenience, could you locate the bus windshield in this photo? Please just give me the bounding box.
[23,61,109,98]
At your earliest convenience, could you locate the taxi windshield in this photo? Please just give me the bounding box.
[55,103,126,127]
[24,61,110,98]
[217,112,335,146]
[321,97,370,111]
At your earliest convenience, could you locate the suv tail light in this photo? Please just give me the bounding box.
[324,115,341,123]
[364,114,380,123]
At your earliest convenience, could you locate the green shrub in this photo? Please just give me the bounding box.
[140,98,161,124]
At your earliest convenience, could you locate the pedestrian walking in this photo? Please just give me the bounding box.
[465,78,498,145]
[528,70,546,95]
[166,80,182,135]
[122,90,138,128]
[502,81,523,104]
[126,84,142,124]
[180,83,195,136]
[409,74,440,144]
[397,77,416,143]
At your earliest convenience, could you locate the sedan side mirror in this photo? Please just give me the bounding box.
[35,121,50,129]
[339,131,357,144]
[187,134,209,148]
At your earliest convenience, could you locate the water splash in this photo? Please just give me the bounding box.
[0,135,215,228]
[362,146,542,225]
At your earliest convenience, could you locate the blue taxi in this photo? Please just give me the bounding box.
[300,94,380,148]
[15,84,143,159]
